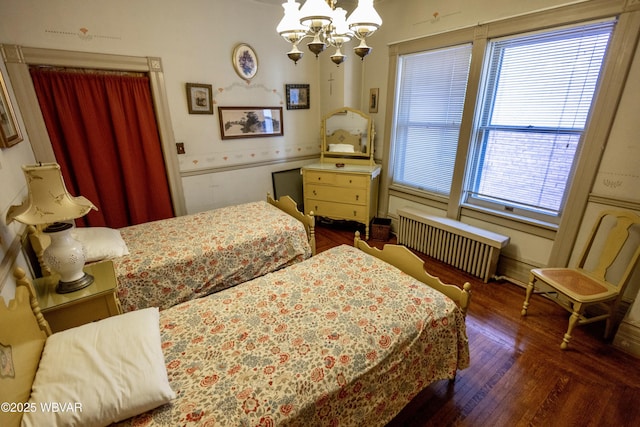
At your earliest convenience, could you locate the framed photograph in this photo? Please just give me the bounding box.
[369,88,379,113]
[285,84,310,110]
[0,70,23,148]
[186,83,213,114]
[232,43,258,82]
[218,106,283,140]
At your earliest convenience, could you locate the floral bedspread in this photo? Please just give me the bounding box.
[117,245,469,426]
[115,201,311,312]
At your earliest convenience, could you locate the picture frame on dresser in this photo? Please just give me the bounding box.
[0,70,23,148]
[218,106,283,140]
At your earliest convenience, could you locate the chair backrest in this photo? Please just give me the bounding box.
[578,210,640,292]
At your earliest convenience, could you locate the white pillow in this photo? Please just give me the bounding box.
[328,143,355,153]
[22,308,175,427]
[71,227,130,262]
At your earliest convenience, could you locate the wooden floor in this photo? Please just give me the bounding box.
[314,221,640,427]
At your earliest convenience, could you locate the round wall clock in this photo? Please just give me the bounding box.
[232,43,258,82]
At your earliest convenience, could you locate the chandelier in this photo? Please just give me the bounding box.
[276,0,383,65]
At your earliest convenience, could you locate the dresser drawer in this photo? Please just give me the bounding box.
[305,170,369,188]
[306,184,366,205]
[305,199,368,221]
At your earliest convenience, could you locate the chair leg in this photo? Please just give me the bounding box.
[604,299,620,340]
[561,310,580,350]
[521,280,535,316]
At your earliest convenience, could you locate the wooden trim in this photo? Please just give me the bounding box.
[549,9,640,267]
[354,232,472,316]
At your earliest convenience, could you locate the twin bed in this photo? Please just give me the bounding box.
[27,195,316,312]
[1,234,471,427]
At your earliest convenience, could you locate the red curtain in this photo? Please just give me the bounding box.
[30,69,174,228]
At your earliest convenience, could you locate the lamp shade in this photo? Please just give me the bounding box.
[348,0,382,36]
[277,0,306,37]
[299,0,333,29]
[6,163,97,226]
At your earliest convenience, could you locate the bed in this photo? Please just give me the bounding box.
[27,194,315,312]
[1,236,471,427]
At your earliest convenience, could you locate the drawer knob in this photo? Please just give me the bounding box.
[349,179,352,183]
[355,195,359,201]
[353,210,357,217]
[317,177,322,181]
[313,190,317,196]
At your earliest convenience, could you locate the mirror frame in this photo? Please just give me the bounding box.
[320,107,374,164]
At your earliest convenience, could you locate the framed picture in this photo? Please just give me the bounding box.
[0,70,23,148]
[186,83,213,114]
[218,106,283,140]
[369,88,379,113]
[285,84,310,110]
[232,43,258,82]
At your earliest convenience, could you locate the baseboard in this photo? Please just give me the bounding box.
[613,320,640,358]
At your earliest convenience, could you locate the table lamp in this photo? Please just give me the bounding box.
[6,163,98,293]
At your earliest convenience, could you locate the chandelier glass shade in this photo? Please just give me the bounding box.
[276,0,382,65]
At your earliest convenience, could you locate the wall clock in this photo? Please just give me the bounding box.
[232,43,258,82]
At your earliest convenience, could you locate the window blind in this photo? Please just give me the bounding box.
[392,44,472,195]
[467,19,615,218]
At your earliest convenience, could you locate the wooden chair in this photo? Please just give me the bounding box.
[521,210,640,350]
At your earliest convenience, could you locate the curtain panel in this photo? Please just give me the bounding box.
[30,69,174,228]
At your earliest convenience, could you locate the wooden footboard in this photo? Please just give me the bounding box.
[267,193,316,255]
[354,231,471,316]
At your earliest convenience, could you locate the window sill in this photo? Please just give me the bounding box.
[460,204,558,239]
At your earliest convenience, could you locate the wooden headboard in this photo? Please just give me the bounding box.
[267,194,316,255]
[326,129,362,152]
[0,268,52,427]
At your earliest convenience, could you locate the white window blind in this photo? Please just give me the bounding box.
[392,44,472,195]
[466,20,615,219]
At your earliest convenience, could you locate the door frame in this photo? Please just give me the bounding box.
[0,44,186,216]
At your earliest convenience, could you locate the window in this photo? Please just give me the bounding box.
[465,20,615,222]
[390,18,616,224]
[391,44,472,195]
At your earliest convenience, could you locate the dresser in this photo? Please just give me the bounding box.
[303,163,381,239]
[302,107,381,240]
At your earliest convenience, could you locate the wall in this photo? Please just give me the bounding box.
[0,59,36,300]
[0,0,323,214]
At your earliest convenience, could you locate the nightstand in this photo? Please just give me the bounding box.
[33,260,122,332]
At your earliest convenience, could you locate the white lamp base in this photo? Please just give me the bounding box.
[43,222,94,293]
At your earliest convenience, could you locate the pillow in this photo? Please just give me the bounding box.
[22,308,175,427]
[328,143,355,153]
[71,227,130,262]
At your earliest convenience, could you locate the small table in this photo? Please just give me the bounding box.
[33,260,122,332]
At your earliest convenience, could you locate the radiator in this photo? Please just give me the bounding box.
[397,207,510,283]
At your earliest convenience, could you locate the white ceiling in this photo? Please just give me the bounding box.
[252,0,384,8]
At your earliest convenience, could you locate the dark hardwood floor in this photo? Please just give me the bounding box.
[314,220,640,427]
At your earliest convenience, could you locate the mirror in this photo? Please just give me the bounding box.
[321,107,374,162]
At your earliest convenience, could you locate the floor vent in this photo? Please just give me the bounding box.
[397,207,510,282]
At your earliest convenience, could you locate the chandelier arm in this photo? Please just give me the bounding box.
[277,0,381,64]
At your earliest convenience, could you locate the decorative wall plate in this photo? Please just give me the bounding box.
[232,43,258,82]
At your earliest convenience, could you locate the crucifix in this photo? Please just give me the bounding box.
[328,72,335,96]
